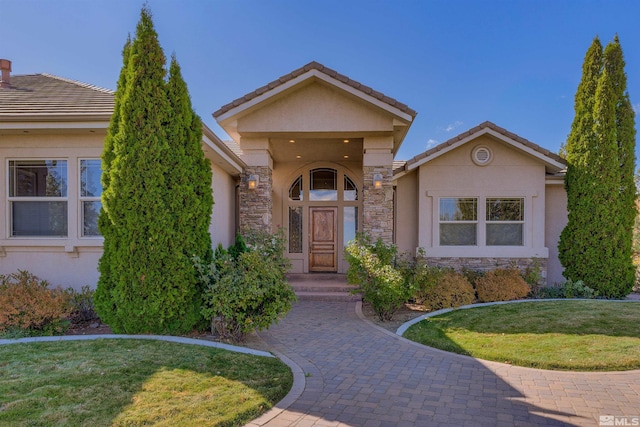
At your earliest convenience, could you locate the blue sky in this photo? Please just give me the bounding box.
[1,0,639,160]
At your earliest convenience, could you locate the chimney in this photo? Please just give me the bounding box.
[0,59,11,88]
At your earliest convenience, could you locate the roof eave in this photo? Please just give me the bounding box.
[406,123,566,173]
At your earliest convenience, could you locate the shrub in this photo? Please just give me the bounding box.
[409,258,446,305]
[475,268,531,302]
[461,268,485,288]
[0,271,72,337]
[536,280,599,299]
[195,228,296,343]
[420,271,475,310]
[345,234,410,321]
[67,286,100,324]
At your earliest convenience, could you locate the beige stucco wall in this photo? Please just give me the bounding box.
[237,81,394,134]
[417,135,549,259]
[209,160,237,249]
[394,170,418,254]
[545,183,568,284]
[0,131,239,290]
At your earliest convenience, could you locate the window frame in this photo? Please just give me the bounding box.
[437,196,526,248]
[438,197,478,246]
[7,158,69,238]
[79,158,102,238]
[485,197,525,246]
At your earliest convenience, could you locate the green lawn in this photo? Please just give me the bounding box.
[403,300,640,371]
[0,339,292,426]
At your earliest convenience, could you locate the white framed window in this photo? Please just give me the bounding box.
[8,159,68,237]
[486,198,524,246]
[79,159,102,237]
[438,196,525,247]
[439,197,477,246]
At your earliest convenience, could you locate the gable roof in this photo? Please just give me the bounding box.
[395,121,567,176]
[0,74,115,121]
[213,61,417,123]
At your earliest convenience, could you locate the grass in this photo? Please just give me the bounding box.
[403,300,640,371]
[0,339,292,426]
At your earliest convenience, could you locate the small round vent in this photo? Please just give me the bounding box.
[472,146,492,166]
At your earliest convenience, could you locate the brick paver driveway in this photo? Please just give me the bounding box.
[249,301,640,427]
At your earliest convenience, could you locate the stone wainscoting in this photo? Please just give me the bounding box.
[425,257,548,284]
[362,166,393,243]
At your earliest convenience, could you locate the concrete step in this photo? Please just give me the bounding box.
[290,283,356,293]
[287,273,360,301]
[287,273,348,282]
[295,291,361,302]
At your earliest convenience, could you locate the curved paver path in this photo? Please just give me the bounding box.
[250,301,640,427]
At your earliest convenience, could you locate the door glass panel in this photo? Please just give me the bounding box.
[344,176,358,201]
[309,168,337,201]
[344,206,358,245]
[288,206,303,253]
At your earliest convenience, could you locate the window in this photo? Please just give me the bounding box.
[9,160,68,237]
[288,206,303,253]
[80,159,102,237]
[486,198,524,246]
[309,168,337,201]
[439,198,477,245]
[289,175,302,201]
[344,206,358,245]
[344,175,358,201]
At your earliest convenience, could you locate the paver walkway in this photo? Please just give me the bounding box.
[248,300,640,427]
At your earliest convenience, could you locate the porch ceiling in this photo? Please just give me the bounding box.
[270,137,363,163]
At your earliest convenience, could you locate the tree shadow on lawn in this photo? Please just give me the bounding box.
[0,338,292,427]
[402,300,640,370]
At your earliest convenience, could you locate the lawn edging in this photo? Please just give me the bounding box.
[395,298,640,337]
[0,334,274,358]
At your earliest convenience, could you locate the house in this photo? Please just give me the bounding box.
[0,59,568,288]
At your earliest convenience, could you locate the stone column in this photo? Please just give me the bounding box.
[238,137,273,232]
[238,166,272,231]
[362,136,394,243]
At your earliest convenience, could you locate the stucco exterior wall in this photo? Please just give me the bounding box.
[237,82,394,134]
[545,183,568,284]
[417,135,549,260]
[209,161,237,249]
[394,170,418,254]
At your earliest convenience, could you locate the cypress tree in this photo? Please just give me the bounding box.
[605,36,637,296]
[96,7,212,332]
[558,37,603,287]
[559,36,637,298]
[94,37,131,326]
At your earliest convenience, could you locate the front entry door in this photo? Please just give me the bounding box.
[309,207,338,272]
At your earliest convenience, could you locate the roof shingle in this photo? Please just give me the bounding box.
[0,74,114,119]
[213,61,417,119]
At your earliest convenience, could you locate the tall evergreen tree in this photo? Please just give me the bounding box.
[559,36,637,298]
[605,36,637,295]
[96,7,213,333]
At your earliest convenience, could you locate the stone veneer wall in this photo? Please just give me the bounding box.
[426,257,548,284]
[362,166,393,243]
[238,166,272,231]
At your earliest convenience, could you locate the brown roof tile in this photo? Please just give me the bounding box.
[0,74,114,119]
[213,61,417,119]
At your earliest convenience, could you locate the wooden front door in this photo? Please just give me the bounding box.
[309,207,338,272]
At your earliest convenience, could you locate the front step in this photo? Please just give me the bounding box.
[287,274,361,302]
